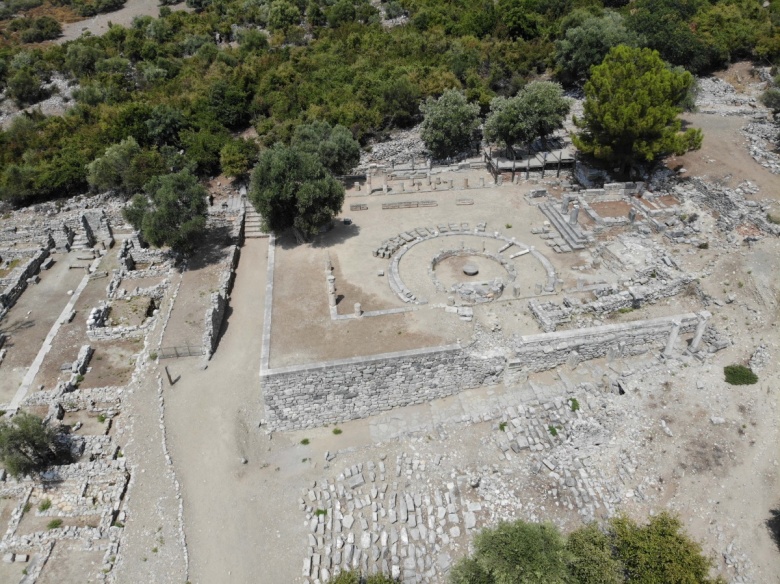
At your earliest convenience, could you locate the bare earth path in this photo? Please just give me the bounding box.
[164,239,307,584]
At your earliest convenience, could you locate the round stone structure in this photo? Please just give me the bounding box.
[383,228,557,305]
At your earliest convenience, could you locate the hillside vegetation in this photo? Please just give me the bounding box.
[0,0,778,204]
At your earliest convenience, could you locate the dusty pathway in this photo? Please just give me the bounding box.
[164,239,307,584]
[59,0,191,42]
[114,267,188,584]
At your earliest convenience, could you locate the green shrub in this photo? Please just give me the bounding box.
[47,518,63,529]
[569,398,580,412]
[548,425,558,437]
[38,498,52,512]
[97,414,106,423]
[698,242,709,249]
[300,438,310,445]
[609,512,721,583]
[565,524,623,584]
[451,514,722,584]
[451,520,569,584]
[724,365,758,385]
[332,427,342,435]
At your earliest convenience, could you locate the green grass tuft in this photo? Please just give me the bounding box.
[723,365,758,385]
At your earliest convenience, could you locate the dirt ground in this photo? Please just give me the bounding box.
[163,239,311,583]
[270,181,605,367]
[58,0,191,42]
[36,540,106,584]
[24,244,143,392]
[671,112,780,199]
[0,251,87,404]
[161,234,232,351]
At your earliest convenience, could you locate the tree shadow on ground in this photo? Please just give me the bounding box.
[767,507,780,552]
[188,225,235,270]
[0,318,35,338]
[311,221,360,248]
[275,221,361,251]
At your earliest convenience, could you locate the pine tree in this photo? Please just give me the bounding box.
[572,46,702,174]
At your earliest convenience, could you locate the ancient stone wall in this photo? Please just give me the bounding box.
[0,247,49,312]
[202,244,240,357]
[261,345,505,431]
[511,313,703,373]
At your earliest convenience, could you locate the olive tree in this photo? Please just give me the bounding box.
[249,144,344,242]
[420,89,480,160]
[0,413,71,477]
[123,170,208,253]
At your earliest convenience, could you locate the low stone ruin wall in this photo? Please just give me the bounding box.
[0,247,50,314]
[261,345,505,431]
[86,302,153,341]
[202,245,240,358]
[511,313,703,373]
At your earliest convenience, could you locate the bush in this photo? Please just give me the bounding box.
[724,365,758,385]
[565,524,623,584]
[760,88,780,112]
[0,412,71,477]
[451,520,569,584]
[609,512,721,583]
[38,498,52,512]
[6,68,48,107]
[331,571,398,583]
[47,518,63,529]
[10,16,62,41]
[450,514,722,584]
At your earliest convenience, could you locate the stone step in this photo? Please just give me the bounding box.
[538,204,586,251]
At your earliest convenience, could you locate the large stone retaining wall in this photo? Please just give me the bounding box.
[261,345,505,431]
[511,313,703,373]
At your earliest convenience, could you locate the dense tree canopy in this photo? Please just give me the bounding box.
[0,0,777,205]
[87,137,166,196]
[555,13,641,84]
[484,81,569,155]
[573,46,703,172]
[291,121,361,175]
[420,89,480,159]
[249,144,344,241]
[123,170,208,252]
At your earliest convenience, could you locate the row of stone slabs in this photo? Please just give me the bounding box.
[374,223,488,259]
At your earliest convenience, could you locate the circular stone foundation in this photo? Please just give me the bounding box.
[385,229,557,305]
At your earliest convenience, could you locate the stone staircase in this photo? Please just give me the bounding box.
[244,209,269,239]
[538,203,588,253]
[70,229,92,250]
